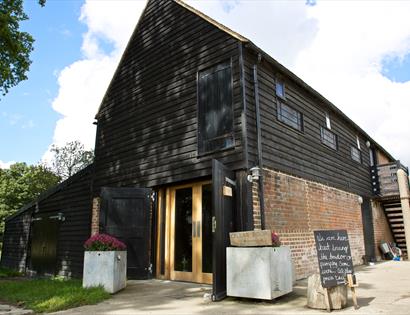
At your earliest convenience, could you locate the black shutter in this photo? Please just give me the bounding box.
[212,159,235,301]
[100,187,152,279]
[198,62,234,154]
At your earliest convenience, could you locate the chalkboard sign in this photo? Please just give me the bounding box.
[314,230,354,288]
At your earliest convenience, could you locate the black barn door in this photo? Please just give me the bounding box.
[100,187,152,279]
[361,197,376,262]
[30,217,59,275]
[212,159,235,301]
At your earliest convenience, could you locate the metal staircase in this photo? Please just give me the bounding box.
[383,201,407,257]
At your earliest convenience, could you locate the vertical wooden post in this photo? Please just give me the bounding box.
[347,274,359,310]
[324,288,331,312]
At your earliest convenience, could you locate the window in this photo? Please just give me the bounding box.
[276,80,285,99]
[325,112,331,129]
[198,62,234,154]
[320,127,337,150]
[351,146,362,163]
[277,101,303,131]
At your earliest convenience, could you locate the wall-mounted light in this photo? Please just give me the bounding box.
[366,141,371,148]
[358,196,363,205]
[247,166,262,182]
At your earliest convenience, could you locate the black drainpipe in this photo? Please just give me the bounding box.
[253,58,265,230]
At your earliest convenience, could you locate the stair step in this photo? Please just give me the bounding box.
[391,223,404,227]
[384,207,401,212]
[389,218,404,223]
[387,213,403,217]
[393,229,405,233]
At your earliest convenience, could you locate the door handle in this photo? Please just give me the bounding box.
[192,221,196,238]
[197,221,201,238]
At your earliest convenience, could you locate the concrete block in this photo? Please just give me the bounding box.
[227,246,293,300]
[83,251,127,294]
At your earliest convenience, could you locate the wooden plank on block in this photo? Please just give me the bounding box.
[229,230,272,247]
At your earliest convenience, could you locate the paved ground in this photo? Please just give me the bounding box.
[50,261,410,314]
[0,304,32,315]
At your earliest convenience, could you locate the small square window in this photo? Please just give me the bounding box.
[321,127,337,150]
[351,146,362,163]
[325,112,331,129]
[277,101,303,131]
[356,136,361,150]
[276,80,285,99]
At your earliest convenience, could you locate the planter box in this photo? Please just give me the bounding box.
[229,230,272,247]
[83,251,127,294]
[227,246,293,300]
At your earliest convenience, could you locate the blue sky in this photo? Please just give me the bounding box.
[0,0,85,165]
[1,0,410,168]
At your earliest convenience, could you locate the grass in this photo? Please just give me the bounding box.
[0,277,110,313]
[0,267,22,278]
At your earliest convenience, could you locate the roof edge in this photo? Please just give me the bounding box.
[5,164,94,222]
[245,42,396,162]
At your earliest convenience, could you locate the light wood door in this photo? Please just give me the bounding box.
[169,182,212,284]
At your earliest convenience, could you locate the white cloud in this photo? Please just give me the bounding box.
[47,0,410,167]
[45,0,146,162]
[0,160,15,169]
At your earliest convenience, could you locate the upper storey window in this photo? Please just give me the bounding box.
[277,102,303,132]
[198,62,234,154]
[321,127,337,150]
[276,80,285,99]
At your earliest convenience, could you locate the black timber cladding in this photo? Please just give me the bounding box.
[1,166,93,277]
[93,0,245,192]
[244,49,374,197]
[0,211,32,271]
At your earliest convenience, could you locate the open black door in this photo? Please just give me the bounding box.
[212,159,235,301]
[100,187,152,279]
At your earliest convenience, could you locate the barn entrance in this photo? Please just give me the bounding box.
[155,160,236,301]
[170,181,213,284]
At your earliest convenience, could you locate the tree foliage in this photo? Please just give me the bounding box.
[0,162,59,238]
[0,0,45,97]
[50,141,94,181]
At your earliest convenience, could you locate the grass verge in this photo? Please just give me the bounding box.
[0,267,22,278]
[0,277,110,313]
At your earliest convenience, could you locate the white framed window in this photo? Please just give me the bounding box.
[275,79,285,99]
[325,112,331,129]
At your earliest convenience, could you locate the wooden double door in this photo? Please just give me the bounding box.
[158,181,213,284]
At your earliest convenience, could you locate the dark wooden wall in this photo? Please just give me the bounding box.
[244,48,374,197]
[93,0,245,193]
[0,211,32,271]
[29,166,93,277]
[0,166,92,277]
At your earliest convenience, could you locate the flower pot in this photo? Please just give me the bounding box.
[83,251,127,293]
[227,246,293,300]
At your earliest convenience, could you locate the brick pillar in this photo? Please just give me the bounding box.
[252,180,261,230]
[91,197,101,235]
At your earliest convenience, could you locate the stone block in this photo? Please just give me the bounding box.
[229,230,272,247]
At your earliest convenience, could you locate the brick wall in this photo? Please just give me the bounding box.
[372,200,394,260]
[257,168,365,279]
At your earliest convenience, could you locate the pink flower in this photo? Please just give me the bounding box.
[84,233,127,251]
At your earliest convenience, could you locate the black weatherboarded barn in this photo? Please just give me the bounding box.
[1,0,403,300]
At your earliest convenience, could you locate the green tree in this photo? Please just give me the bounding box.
[50,141,94,180]
[0,0,45,97]
[0,162,59,239]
